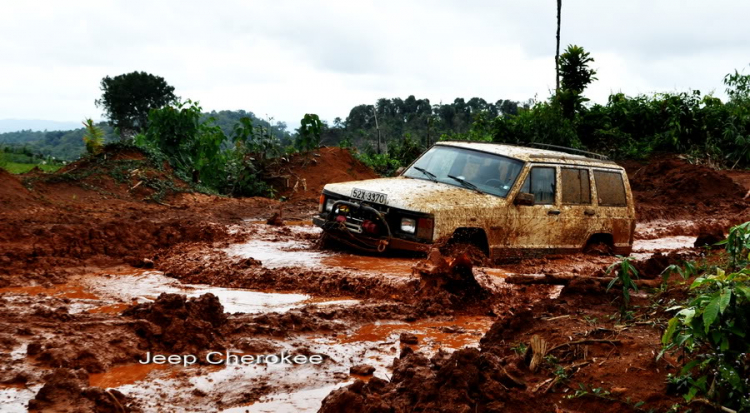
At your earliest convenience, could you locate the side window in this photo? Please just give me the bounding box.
[561,168,591,204]
[594,170,627,206]
[520,167,556,205]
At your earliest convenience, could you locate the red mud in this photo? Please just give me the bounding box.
[1,148,748,412]
[266,146,379,202]
[622,156,749,222]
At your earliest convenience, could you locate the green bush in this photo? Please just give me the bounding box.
[662,222,750,411]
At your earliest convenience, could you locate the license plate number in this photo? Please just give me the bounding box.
[351,188,387,205]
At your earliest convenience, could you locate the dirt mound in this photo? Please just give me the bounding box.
[0,168,41,212]
[123,293,227,354]
[266,147,379,201]
[622,157,748,221]
[29,368,141,412]
[23,144,190,207]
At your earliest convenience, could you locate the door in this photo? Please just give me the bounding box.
[496,165,559,256]
[557,167,596,250]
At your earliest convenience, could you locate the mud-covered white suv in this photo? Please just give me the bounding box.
[314,142,635,260]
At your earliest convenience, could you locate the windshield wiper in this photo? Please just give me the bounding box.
[413,166,437,182]
[447,175,484,194]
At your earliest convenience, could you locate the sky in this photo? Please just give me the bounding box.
[1,0,749,131]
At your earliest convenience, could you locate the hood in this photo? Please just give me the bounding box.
[323,176,505,213]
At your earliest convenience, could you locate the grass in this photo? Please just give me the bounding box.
[1,162,62,174]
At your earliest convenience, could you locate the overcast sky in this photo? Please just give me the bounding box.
[1,0,749,130]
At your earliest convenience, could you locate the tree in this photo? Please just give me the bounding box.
[555,0,562,94]
[557,45,597,118]
[81,118,104,154]
[96,71,176,139]
[296,113,323,151]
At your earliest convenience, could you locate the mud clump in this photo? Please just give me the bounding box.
[694,227,725,248]
[320,347,539,413]
[29,368,141,412]
[123,293,227,354]
[413,249,491,315]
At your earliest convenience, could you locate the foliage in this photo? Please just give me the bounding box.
[662,223,750,411]
[296,113,323,152]
[556,45,598,119]
[661,261,697,284]
[82,119,105,154]
[605,256,640,317]
[356,152,402,176]
[716,219,750,270]
[96,71,176,138]
[136,100,226,189]
[0,123,118,161]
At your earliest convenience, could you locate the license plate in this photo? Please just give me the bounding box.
[351,188,388,205]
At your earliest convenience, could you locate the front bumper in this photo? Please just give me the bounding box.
[313,199,432,254]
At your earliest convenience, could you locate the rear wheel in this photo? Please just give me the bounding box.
[584,233,614,255]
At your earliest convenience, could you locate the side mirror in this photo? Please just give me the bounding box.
[395,166,406,175]
[514,192,535,206]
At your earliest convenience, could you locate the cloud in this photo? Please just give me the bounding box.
[0,0,748,129]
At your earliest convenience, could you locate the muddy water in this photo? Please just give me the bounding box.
[632,235,696,252]
[83,271,358,314]
[226,238,420,277]
[0,385,42,413]
[89,363,171,388]
[0,271,359,315]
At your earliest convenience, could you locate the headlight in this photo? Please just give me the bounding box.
[400,218,416,234]
[326,199,337,212]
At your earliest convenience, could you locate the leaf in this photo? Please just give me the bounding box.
[677,307,696,324]
[662,317,679,345]
[702,294,721,333]
[736,285,750,302]
[718,288,732,313]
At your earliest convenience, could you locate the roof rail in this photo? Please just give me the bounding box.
[525,143,609,161]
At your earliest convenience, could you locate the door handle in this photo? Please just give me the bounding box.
[548,210,561,215]
[584,209,596,216]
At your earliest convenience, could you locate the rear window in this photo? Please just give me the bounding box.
[561,168,591,205]
[594,170,627,206]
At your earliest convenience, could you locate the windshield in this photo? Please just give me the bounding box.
[403,145,524,198]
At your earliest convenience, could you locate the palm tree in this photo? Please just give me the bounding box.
[555,0,562,94]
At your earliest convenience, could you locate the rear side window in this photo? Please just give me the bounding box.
[594,170,627,206]
[561,168,591,204]
[520,167,556,205]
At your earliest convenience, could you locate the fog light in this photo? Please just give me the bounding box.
[400,218,416,234]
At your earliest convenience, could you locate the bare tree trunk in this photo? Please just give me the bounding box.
[373,107,381,154]
[555,0,562,94]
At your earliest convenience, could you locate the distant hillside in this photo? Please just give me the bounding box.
[0,111,291,161]
[0,119,81,133]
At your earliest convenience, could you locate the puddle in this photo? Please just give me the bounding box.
[89,363,171,388]
[86,303,133,314]
[338,316,494,351]
[83,271,358,314]
[0,385,42,413]
[632,236,696,252]
[227,238,419,277]
[0,284,99,300]
[225,382,351,413]
[321,254,419,275]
